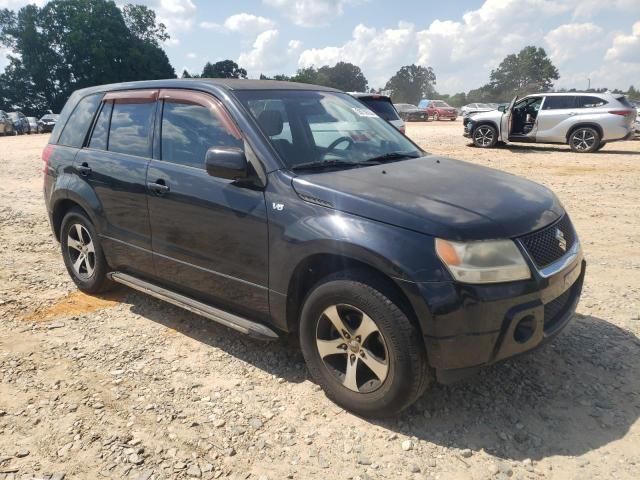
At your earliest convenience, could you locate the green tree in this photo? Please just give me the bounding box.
[317,62,367,92]
[627,85,638,100]
[201,60,247,78]
[290,62,368,91]
[384,64,436,104]
[489,46,559,97]
[121,4,168,45]
[0,0,175,115]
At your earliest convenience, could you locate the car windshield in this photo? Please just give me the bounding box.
[357,97,400,121]
[432,101,450,108]
[236,90,422,170]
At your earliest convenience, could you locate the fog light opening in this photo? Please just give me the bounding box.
[514,315,536,344]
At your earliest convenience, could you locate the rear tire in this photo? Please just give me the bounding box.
[595,142,606,151]
[60,208,113,294]
[569,127,600,153]
[299,273,431,418]
[472,124,498,148]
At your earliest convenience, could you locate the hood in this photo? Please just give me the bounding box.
[292,155,563,241]
[469,110,502,122]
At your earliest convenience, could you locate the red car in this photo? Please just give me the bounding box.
[418,99,458,121]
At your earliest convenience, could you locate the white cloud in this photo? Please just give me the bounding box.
[223,13,275,33]
[0,0,46,7]
[238,29,302,74]
[199,21,221,30]
[134,0,197,36]
[605,21,640,63]
[263,0,362,27]
[571,0,640,19]
[545,23,604,65]
[186,52,197,59]
[298,22,416,85]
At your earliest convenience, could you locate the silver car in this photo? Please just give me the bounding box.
[460,102,495,117]
[464,92,636,152]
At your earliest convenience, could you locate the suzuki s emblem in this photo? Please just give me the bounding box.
[555,229,567,252]
[272,202,284,211]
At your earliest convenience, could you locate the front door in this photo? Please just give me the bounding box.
[146,89,270,318]
[500,96,518,141]
[76,89,158,276]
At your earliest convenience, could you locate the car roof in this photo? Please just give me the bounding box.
[70,78,340,97]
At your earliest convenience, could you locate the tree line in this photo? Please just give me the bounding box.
[1,0,637,117]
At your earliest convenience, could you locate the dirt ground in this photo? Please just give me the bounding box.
[0,122,639,480]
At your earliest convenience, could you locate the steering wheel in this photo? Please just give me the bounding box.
[325,136,354,155]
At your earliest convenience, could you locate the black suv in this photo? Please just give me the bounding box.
[44,79,585,417]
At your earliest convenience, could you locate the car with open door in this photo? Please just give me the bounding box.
[464,92,635,152]
[44,79,586,417]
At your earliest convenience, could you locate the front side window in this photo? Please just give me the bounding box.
[108,102,154,157]
[58,94,102,147]
[236,90,422,170]
[161,100,243,169]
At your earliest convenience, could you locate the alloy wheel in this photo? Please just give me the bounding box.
[571,128,596,151]
[474,126,495,146]
[66,223,96,279]
[315,304,389,393]
[434,113,440,121]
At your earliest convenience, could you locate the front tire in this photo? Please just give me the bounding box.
[60,208,112,294]
[569,127,600,153]
[299,274,431,418]
[433,112,440,121]
[472,124,498,148]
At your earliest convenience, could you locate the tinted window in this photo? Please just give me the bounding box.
[89,102,112,150]
[542,96,575,110]
[575,96,607,108]
[108,102,154,157]
[58,94,102,147]
[161,101,243,169]
[359,98,400,121]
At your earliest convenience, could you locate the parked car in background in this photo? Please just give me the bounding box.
[418,99,457,121]
[44,79,585,417]
[350,93,406,133]
[27,117,38,134]
[38,113,60,133]
[8,111,28,134]
[394,103,428,122]
[460,103,495,117]
[0,110,17,136]
[464,92,635,152]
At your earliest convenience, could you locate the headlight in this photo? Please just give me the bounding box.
[435,238,530,284]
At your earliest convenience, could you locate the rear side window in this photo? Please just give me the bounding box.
[58,94,102,147]
[575,96,607,108]
[361,98,400,121]
[108,102,155,157]
[161,101,243,169]
[89,102,112,150]
[542,96,575,110]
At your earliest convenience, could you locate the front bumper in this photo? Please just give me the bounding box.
[417,250,585,379]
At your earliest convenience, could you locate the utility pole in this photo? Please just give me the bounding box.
[587,78,591,90]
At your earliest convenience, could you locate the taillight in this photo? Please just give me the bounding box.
[42,144,54,174]
[400,125,406,134]
[609,110,633,117]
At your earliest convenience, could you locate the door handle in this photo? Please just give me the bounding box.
[147,180,169,195]
[77,163,92,176]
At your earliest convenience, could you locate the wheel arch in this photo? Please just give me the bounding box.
[51,194,100,241]
[472,120,500,134]
[285,253,421,336]
[566,122,603,142]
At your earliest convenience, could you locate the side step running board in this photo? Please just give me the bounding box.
[108,272,279,341]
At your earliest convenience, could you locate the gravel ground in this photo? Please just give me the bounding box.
[0,123,639,480]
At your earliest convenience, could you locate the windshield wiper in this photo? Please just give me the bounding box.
[363,151,422,163]
[291,159,363,172]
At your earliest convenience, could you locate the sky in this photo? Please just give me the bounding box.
[1,0,639,94]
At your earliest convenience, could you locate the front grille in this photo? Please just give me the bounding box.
[543,284,577,332]
[519,215,576,268]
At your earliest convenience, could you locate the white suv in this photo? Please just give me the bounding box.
[464,92,636,152]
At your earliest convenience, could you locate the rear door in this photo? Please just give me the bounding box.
[146,89,269,318]
[536,96,576,142]
[76,89,157,276]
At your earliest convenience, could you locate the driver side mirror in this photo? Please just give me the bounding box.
[498,105,506,113]
[205,147,248,181]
